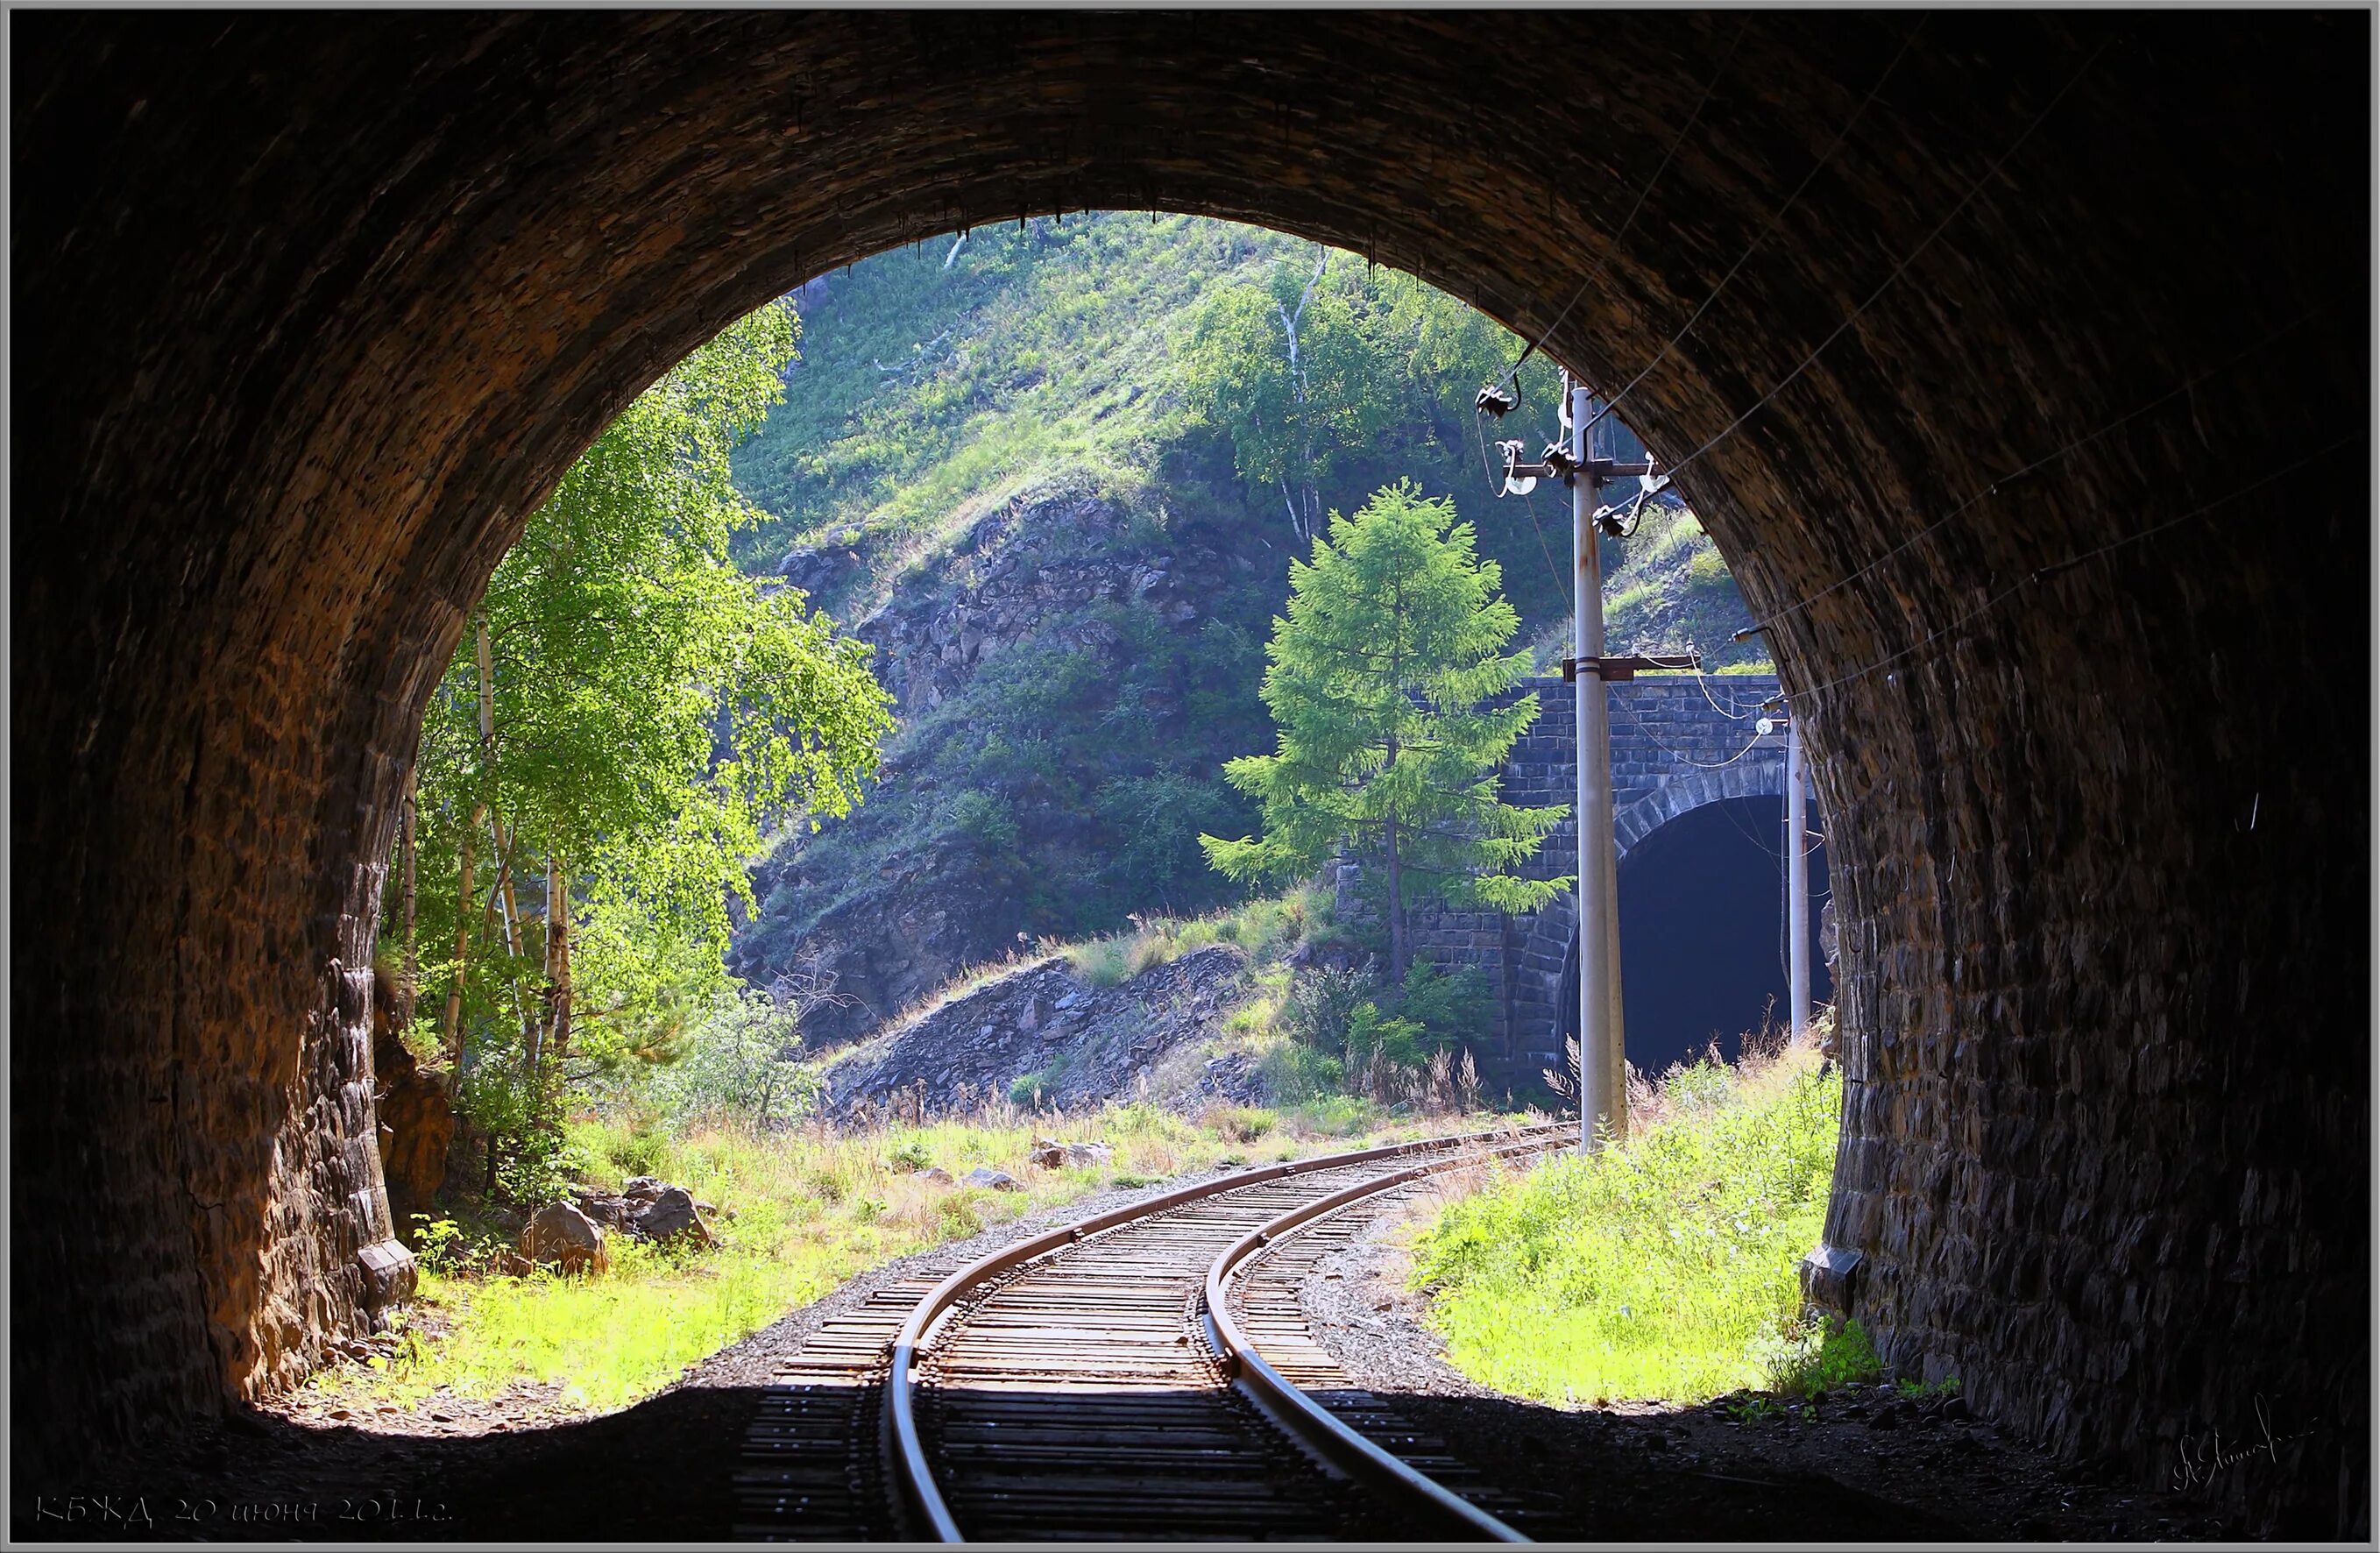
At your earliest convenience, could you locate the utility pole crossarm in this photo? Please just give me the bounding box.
[1561,651,1702,683]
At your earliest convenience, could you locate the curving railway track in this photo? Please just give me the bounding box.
[736,1124,1569,1542]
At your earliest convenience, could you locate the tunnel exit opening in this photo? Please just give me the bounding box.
[14,17,2362,1533]
[1619,794,1831,1073]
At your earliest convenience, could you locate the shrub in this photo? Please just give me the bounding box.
[947,789,1021,850]
[1203,1104,1278,1143]
[1066,938,1135,987]
[1345,1000,1427,1068]
[1396,961,1492,1053]
[1260,1040,1345,1104]
[1282,962,1376,1056]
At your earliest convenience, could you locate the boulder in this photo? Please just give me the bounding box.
[962,1167,1023,1193]
[915,1166,956,1185]
[1029,1138,1113,1169]
[568,1186,635,1232]
[633,1186,714,1245]
[521,1202,608,1277]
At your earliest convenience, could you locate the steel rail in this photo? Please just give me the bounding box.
[882,1121,1569,1542]
[1203,1134,1562,1543]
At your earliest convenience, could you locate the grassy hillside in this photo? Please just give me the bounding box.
[726,212,1768,1035]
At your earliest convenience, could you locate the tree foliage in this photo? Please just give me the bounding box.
[1201,481,1572,978]
[398,301,895,1186]
[1176,245,1550,550]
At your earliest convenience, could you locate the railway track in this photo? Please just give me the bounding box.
[737,1123,1569,1542]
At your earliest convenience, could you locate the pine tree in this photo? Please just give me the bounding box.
[1201,480,1573,980]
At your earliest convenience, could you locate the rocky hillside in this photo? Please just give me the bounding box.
[727,474,1284,1046]
[725,211,1768,1053]
[818,945,1264,1120]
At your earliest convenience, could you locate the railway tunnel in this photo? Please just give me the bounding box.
[11,11,2367,1536]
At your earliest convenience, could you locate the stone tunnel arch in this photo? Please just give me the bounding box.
[13,11,2366,1532]
[1543,784,1836,1077]
[1612,757,1791,860]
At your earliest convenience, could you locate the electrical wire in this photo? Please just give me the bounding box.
[1609,689,1774,771]
[1488,20,1749,399]
[1688,660,1766,722]
[1584,17,1925,438]
[1717,789,1787,864]
[1792,430,2364,704]
[1655,34,2113,490]
[1743,294,2343,635]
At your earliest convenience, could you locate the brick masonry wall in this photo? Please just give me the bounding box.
[1349,675,1796,1071]
[11,12,2364,1533]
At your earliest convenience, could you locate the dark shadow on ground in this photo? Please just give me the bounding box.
[9,1385,768,1542]
[10,1373,2238,1542]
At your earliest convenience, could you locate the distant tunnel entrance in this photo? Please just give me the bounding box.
[1619,796,1829,1072]
[1556,797,1831,1075]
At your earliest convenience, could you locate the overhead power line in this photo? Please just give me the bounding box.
[1584,17,1926,439]
[1654,33,2113,491]
[1743,294,2343,636]
[1487,21,1748,400]
[1792,431,2364,703]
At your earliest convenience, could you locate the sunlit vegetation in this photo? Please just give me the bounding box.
[391,301,893,1203]
[1409,1030,1841,1406]
[358,212,1790,1428]
[315,1102,1468,1414]
[1200,482,1571,982]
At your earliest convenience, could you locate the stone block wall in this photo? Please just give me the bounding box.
[11,12,2363,1535]
[1349,674,1797,1076]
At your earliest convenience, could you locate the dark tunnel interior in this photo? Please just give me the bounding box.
[9,11,2365,1536]
[1619,796,1833,1073]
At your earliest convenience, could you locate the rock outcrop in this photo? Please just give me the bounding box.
[730,481,1278,1051]
[370,972,455,1244]
[570,1176,719,1246]
[1029,1138,1116,1169]
[521,1202,608,1277]
[822,944,1259,1118]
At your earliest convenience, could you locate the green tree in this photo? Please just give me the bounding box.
[1178,246,1404,543]
[1200,481,1571,980]
[400,300,895,1189]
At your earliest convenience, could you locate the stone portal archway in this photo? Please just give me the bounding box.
[13,12,2366,1531]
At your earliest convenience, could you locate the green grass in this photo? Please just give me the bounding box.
[1408,1038,1841,1407]
[315,1096,1478,1417]
[1060,884,1326,985]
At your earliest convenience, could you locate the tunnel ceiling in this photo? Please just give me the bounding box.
[11,11,2368,1535]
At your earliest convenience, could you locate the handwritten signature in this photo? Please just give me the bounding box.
[2170,1395,2319,1492]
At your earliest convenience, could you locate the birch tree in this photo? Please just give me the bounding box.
[400,299,894,1186]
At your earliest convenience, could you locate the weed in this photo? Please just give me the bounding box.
[1411,1034,1838,1407]
[1724,1394,1788,1423]
[1761,1314,1884,1397]
[409,1216,467,1273]
[1202,1104,1278,1143]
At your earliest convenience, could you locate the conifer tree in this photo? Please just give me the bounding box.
[1201,481,1573,980]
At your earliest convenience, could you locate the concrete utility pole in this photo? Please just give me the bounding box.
[1784,709,1810,1044]
[1496,382,1686,1153]
[1568,376,1625,1152]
